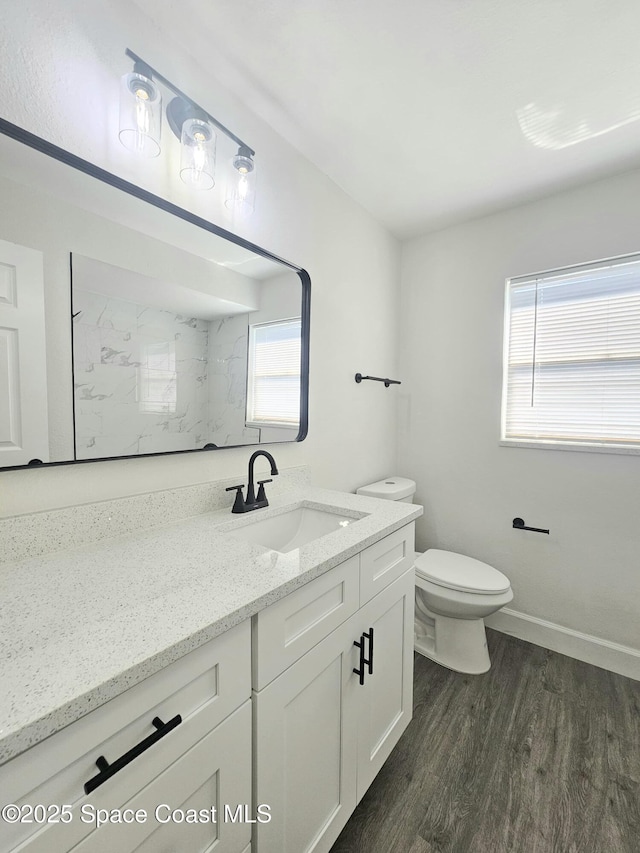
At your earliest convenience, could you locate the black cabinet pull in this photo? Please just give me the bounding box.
[363,628,374,676]
[353,634,366,685]
[84,714,182,795]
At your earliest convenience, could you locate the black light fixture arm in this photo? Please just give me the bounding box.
[125,48,255,155]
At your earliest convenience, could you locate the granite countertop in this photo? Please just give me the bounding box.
[0,486,422,764]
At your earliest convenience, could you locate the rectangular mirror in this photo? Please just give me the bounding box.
[0,120,310,470]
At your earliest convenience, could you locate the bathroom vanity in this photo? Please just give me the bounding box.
[0,481,421,853]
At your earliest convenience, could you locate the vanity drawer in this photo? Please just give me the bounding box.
[359,523,415,604]
[12,702,252,853]
[2,620,250,852]
[67,702,252,853]
[252,556,359,690]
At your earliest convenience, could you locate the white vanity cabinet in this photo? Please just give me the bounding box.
[0,518,416,853]
[2,620,252,853]
[252,523,415,853]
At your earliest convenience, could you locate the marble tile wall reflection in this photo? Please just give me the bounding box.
[207,314,260,447]
[73,290,212,459]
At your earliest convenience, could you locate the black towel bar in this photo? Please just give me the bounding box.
[355,373,401,388]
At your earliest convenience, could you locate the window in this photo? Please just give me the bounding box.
[138,340,177,414]
[502,254,640,452]
[246,318,301,429]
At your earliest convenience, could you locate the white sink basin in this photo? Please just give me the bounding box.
[232,506,367,553]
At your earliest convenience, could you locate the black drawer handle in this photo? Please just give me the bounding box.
[362,628,374,676]
[84,714,182,795]
[353,634,366,685]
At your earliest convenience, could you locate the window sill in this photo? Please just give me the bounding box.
[245,422,299,431]
[500,439,640,456]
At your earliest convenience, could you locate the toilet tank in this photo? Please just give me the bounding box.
[356,476,416,503]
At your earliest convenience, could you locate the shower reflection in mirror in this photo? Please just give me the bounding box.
[71,254,302,459]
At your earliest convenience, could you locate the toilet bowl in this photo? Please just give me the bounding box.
[414,549,513,674]
[356,477,513,675]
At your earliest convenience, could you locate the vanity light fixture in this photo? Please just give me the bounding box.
[119,49,256,209]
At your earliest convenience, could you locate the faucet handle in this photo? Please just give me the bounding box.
[256,478,272,504]
[225,484,246,514]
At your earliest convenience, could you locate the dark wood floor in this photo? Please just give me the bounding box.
[331,629,640,853]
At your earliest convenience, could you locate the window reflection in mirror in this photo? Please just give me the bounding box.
[246,318,302,430]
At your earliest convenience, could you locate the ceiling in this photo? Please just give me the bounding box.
[72,255,255,320]
[132,0,640,238]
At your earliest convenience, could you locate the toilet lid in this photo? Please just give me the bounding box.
[415,549,511,595]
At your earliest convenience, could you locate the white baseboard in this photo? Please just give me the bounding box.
[485,607,640,682]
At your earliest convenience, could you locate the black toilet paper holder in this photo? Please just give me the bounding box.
[513,517,550,535]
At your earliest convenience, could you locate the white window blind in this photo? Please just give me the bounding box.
[138,340,177,414]
[502,254,640,449]
[246,318,301,428]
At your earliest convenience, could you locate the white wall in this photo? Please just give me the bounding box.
[399,167,640,651]
[0,0,400,516]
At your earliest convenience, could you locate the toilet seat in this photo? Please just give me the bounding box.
[415,549,511,595]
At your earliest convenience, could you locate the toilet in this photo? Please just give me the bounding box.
[356,477,513,674]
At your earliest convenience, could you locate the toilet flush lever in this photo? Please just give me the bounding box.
[513,517,550,535]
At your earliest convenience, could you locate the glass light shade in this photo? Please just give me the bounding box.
[119,72,162,157]
[225,151,256,214]
[180,119,216,190]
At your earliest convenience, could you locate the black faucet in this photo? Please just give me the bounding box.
[225,450,279,513]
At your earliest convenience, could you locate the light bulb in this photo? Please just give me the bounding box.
[225,148,256,213]
[119,72,161,158]
[180,118,216,190]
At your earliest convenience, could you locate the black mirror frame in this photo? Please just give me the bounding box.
[0,117,310,472]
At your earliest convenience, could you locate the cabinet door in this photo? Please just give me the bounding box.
[355,569,414,800]
[67,702,252,853]
[253,619,359,853]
